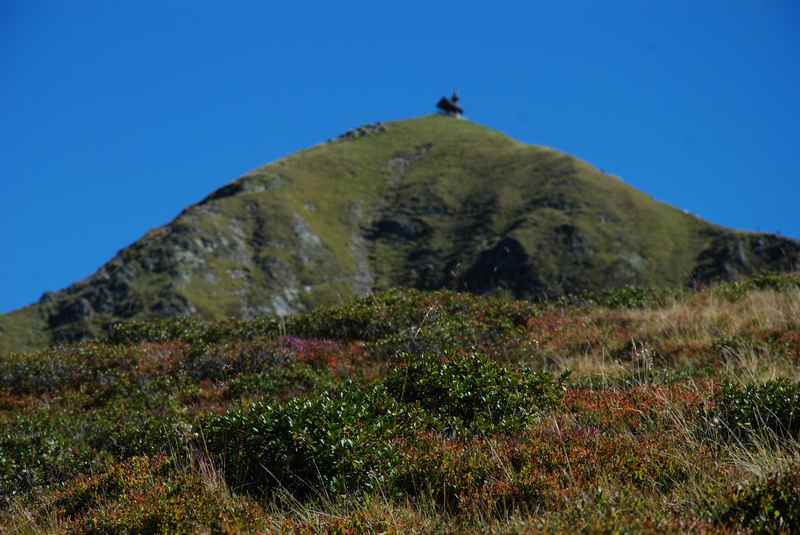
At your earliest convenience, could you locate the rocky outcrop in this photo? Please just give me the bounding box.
[336,122,387,141]
[691,233,800,286]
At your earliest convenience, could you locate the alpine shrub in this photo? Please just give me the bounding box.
[712,379,800,440]
[717,469,800,534]
[384,353,565,435]
[204,382,425,497]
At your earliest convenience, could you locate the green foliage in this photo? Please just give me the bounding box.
[385,353,565,435]
[717,469,800,534]
[0,342,132,394]
[205,353,564,498]
[106,289,537,351]
[574,285,681,309]
[4,276,800,530]
[713,272,800,302]
[0,407,102,505]
[107,316,281,346]
[366,298,530,363]
[224,363,334,400]
[204,382,423,497]
[0,376,191,503]
[85,378,190,457]
[307,289,531,343]
[712,379,800,439]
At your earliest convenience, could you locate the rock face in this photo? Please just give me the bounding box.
[690,233,800,285]
[2,115,798,353]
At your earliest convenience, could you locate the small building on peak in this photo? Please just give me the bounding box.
[436,90,464,117]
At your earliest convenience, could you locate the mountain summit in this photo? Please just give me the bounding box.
[2,115,798,353]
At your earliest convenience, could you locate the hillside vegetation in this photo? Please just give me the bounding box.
[2,273,800,533]
[2,115,799,355]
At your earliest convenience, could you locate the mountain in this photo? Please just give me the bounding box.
[2,115,798,354]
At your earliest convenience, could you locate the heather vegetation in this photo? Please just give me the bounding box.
[2,273,800,533]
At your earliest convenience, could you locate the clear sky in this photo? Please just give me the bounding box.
[2,1,798,313]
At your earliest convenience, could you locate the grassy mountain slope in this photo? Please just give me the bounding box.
[2,115,798,354]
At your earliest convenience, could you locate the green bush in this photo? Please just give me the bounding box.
[106,316,281,346]
[713,272,800,302]
[105,289,537,349]
[573,286,679,309]
[384,353,566,435]
[0,342,132,394]
[87,391,189,458]
[0,408,102,504]
[204,353,563,498]
[712,380,800,440]
[204,382,425,497]
[717,469,800,534]
[224,363,334,400]
[0,376,191,503]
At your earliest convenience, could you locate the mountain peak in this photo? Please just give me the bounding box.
[2,117,798,354]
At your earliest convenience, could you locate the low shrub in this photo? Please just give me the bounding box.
[716,469,800,534]
[0,406,105,504]
[105,290,538,353]
[384,353,566,435]
[106,316,281,346]
[205,353,563,499]
[52,455,265,534]
[224,363,334,400]
[0,377,192,503]
[53,455,163,518]
[568,286,680,309]
[87,392,190,458]
[712,379,800,440]
[204,382,425,497]
[394,433,545,515]
[713,272,800,302]
[0,342,132,394]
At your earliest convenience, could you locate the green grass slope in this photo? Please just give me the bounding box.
[0,308,49,357]
[2,115,799,354]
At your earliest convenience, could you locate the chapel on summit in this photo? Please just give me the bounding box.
[436,91,463,117]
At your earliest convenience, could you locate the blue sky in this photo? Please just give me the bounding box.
[2,1,798,313]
